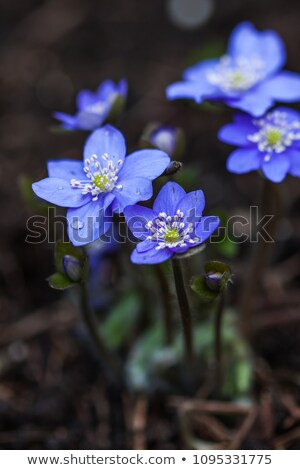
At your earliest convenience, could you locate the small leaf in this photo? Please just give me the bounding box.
[47,272,75,290]
[102,292,141,348]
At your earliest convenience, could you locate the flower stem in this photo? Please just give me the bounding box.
[239,178,280,338]
[171,257,194,361]
[80,282,123,383]
[155,264,174,345]
[214,291,226,392]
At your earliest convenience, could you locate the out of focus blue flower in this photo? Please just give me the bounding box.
[54,79,127,131]
[219,108,300,183]
[140,123,185,160]
[166,22,300,117]
[124,182,219,264]
[32,125,170,246]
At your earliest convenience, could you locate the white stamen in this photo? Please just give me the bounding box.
[207,55,265,92]
[145,211,200,250]
[69,153,123,201]
[247,111,300,162]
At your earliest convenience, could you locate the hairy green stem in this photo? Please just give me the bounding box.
[171,258,194,361]
[214,291,226,392]
[239,178,280,338]
[155,264,174,345]
[80,282,123,382]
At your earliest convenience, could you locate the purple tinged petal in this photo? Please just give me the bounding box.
[53,112,77,130]
[166,81,207,103]
[258,72,300,102]
[118,149,170,181]
[183,58,220,81]
[32,177,89,208]
[224,90,274,117]
[218,114,257,146]
[135,240,156,253]
[228,22,286,76]
[76,111,107,130]
[131,246,172,265]
[83,125,126,165]
[96,80,117,100]
[76,90,97,110]
[111,177,153,213]
[123,205,157,240]
[153,182,186,215]
[194,216,220,242]
[288,149,300,177]
[47,160,85,180]
[118,79,128,97]
[226,148,261,174]
[261,155,290,183]
[67,193,115,246]
[176,190,205,224]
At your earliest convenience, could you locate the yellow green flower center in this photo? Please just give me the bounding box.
[231,72,244,85]
[93,174,109,191]
[164,228,179,243]
[267,129,282,147]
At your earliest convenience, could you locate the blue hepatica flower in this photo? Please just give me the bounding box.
[54,79,127,131]
[32,125,170,246]
[219,107,300,183]
[166,22,300,117]
[124,182,220,264]
[149,125,179,156]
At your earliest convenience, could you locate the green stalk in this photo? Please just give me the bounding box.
[171,257,194,361]
[155,264,174,345]
[80,282,123,382]
[239,178,280,338]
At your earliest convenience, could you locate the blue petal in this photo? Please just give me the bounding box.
[131,246,172,265]
[195,216,220,242]
[183,58,220,81]
[136,240,156,253]
[166,81,214,104]
[218,114,257,146]
[67,193,115,246]
[258,72,300,102]
[261,154,290,183]
[228,22,286,76]
[153,182,186,215]
[96,80,117,100]
[111,177,153,213]
[225,89,274,117]
[32,177,89,208]
[288,149,300,177]
[175,190,205,225]
[76,111,107,131]
[123,205,157,240]
[273,106,300,123]
[118,149,170,181]
[118,79,128,97]
[76,90,97,110]
[83,125,126,166]
[53,112,77,130]
[226,148,261,174]
[47,160,85,180]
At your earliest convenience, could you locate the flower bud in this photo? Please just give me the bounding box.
[62,255,83,282]
[140,122,185,159]
[205,271,223,292]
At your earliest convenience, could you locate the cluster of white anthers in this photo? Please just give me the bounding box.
[248,111,300,162]
[207,55,265,92]
[70,153,123,201]
[145,210,199,250]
